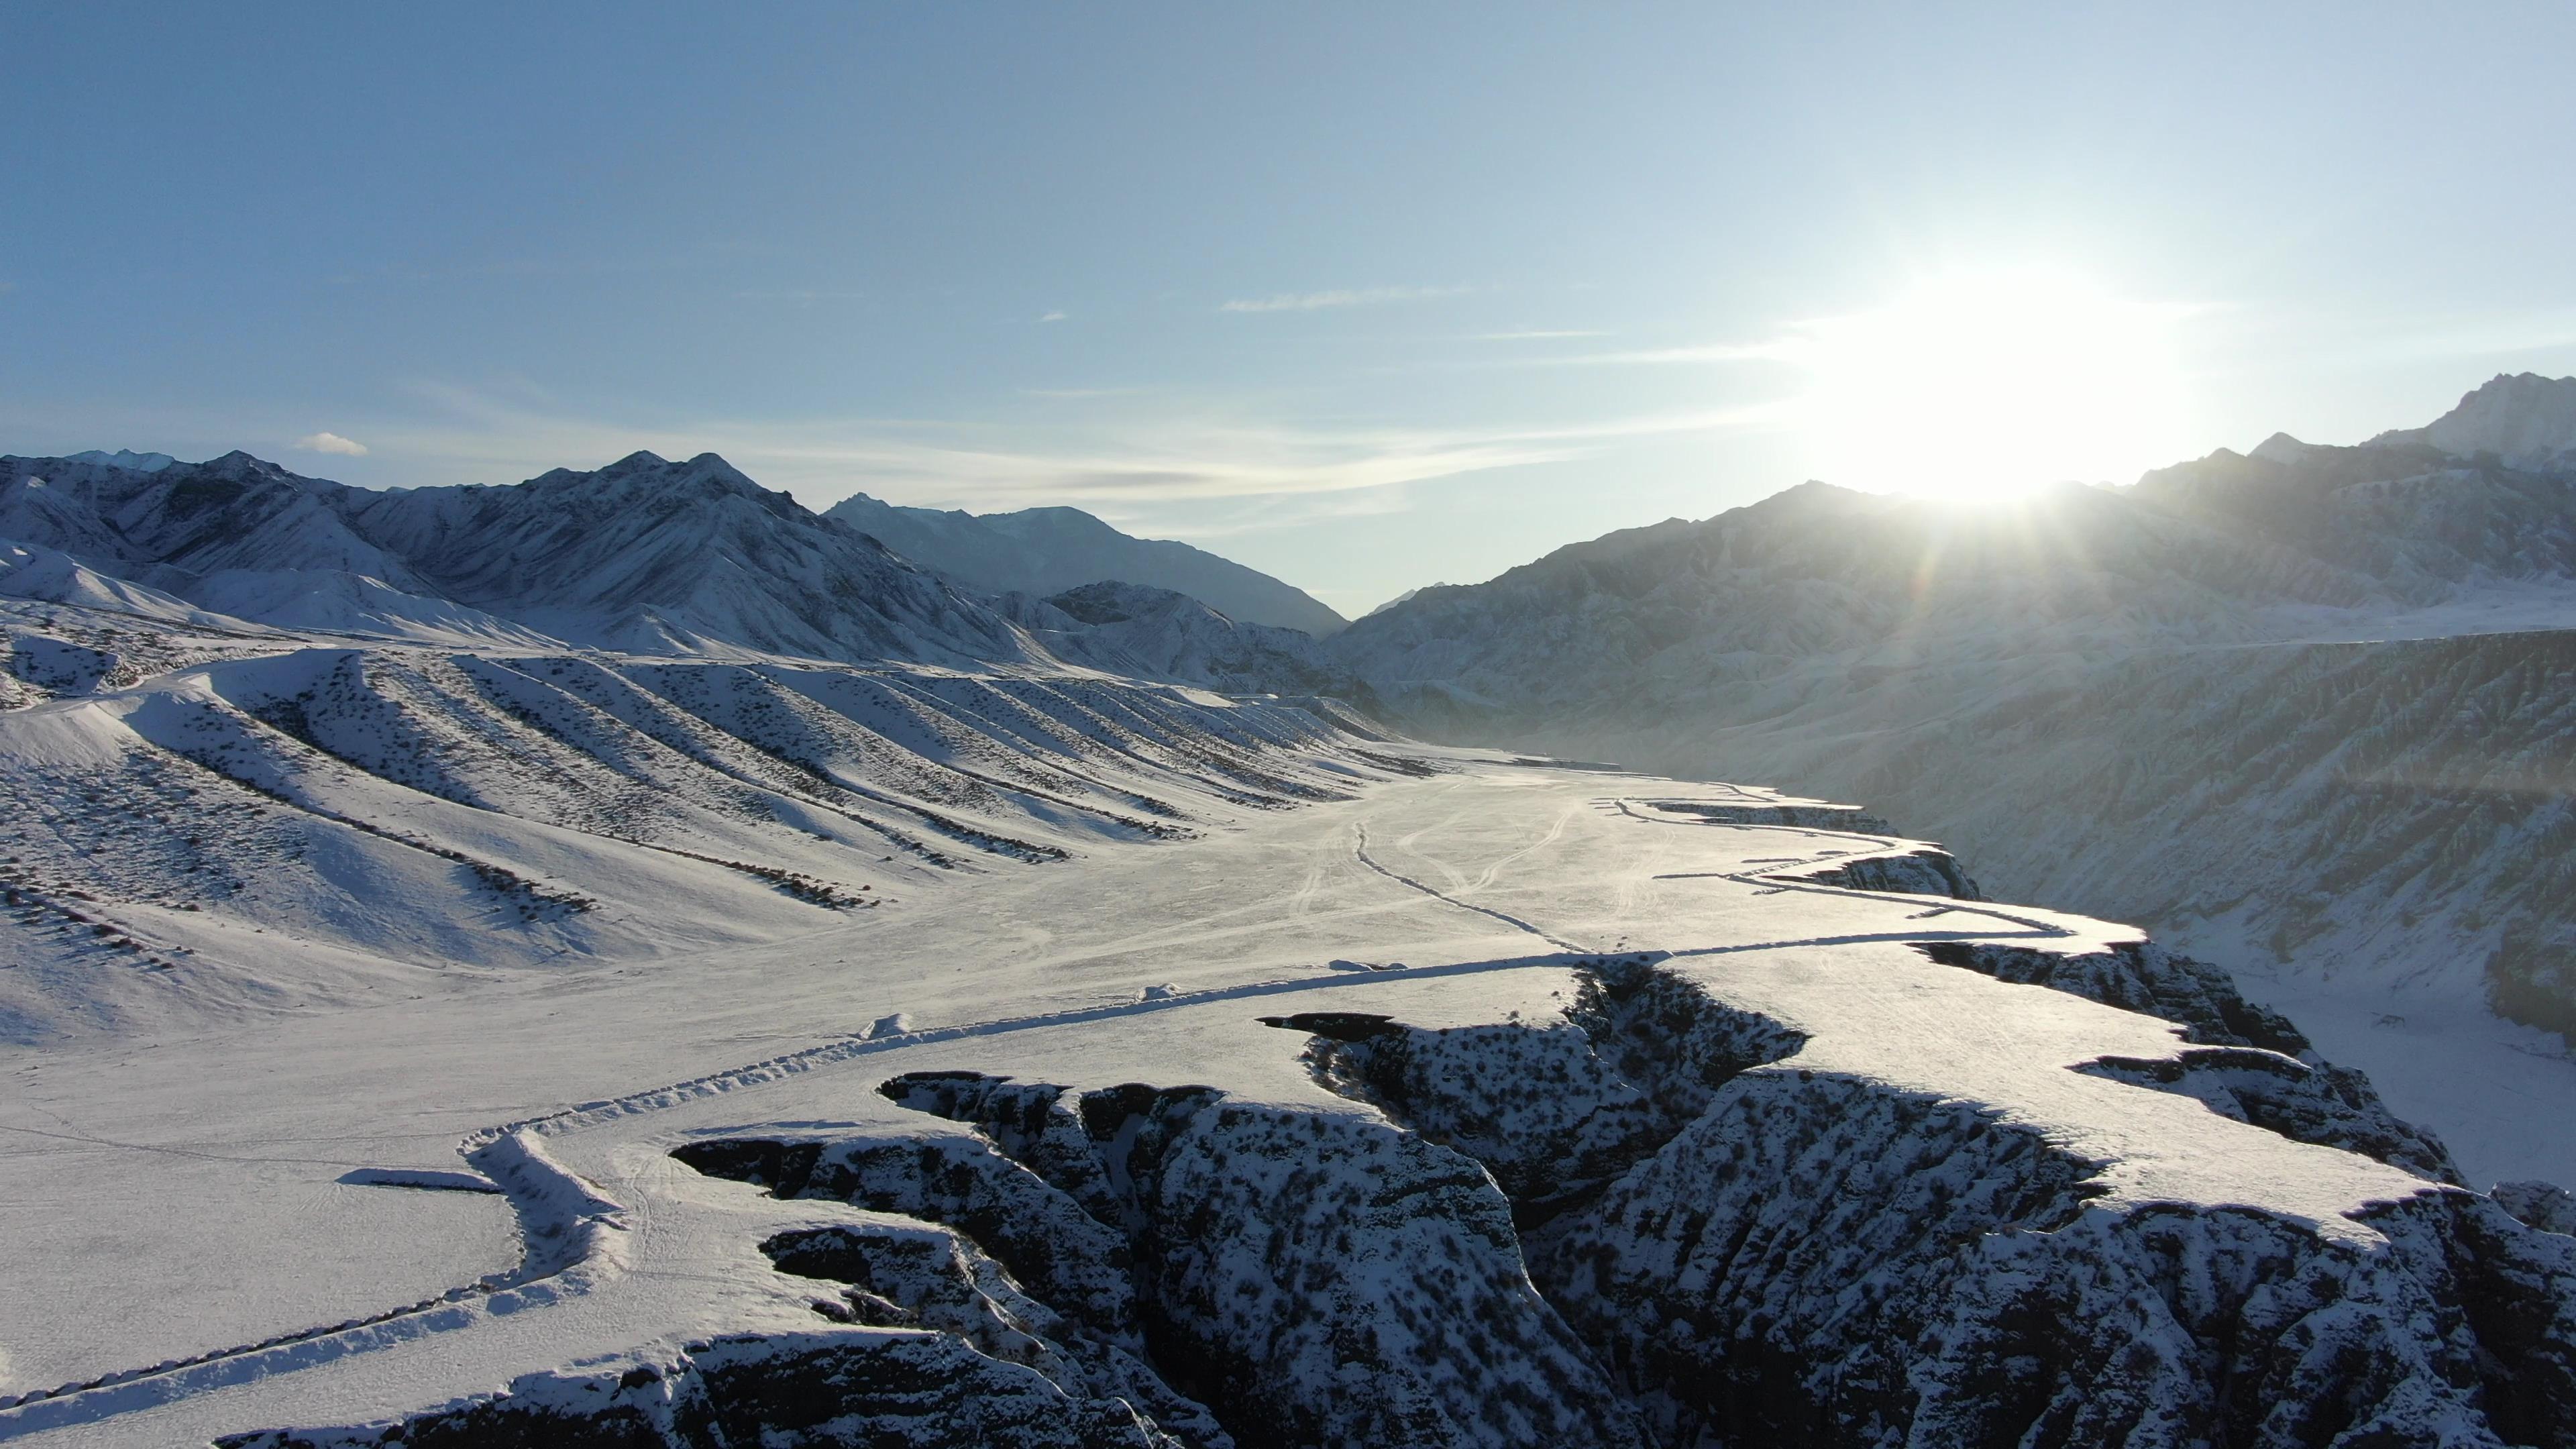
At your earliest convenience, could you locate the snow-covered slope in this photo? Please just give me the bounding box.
[0,602,1406,1044]
[0,538,253,629]
[183,568,564,647]
[825,492,1348,637]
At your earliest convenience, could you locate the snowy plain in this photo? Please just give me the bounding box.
[0,746,2490,1443]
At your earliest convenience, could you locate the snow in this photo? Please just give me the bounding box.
[184,568,564,647]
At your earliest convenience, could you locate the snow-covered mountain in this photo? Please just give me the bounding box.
[2368,371,2576,472]
[0,449,1053,665]
[825,491,1348,637]
[1324,384,2576,1191]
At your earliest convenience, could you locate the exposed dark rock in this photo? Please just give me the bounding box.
[1791,846,1983,899]
[2497,1180,2576,1237]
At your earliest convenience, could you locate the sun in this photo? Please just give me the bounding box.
[1794,268,2198,501]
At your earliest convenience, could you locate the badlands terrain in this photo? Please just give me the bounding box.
[1,421,2573,1445]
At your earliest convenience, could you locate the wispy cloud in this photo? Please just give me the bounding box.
[362,382,1782,515]
[733,287,871,303]
[1538,339,1801,367]
[1038,310,1068,323]
[1474,328,1611,341]
[1220,284,1470,314]
[293,431,369,456]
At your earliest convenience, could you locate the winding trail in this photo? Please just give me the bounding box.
[1350,821,1589,952]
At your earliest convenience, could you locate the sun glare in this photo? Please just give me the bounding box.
[1794,268,2197,502]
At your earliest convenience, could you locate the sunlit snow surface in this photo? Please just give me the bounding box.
[0,604,2562,1444]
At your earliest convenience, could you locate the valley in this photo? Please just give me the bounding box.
[7,388,2576,1444]
[9,741,2565,1446]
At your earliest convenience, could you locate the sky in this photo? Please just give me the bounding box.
[6,5,2575,616]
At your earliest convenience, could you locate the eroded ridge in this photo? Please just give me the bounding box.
[675,1071,1649,1449]
[1278,958,2576,1448]
[752,1067,1648,1433]
[210,952,2576,1449]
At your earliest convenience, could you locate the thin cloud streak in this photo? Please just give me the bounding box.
[361,384,1784,513]
[1220,284,1471,314]
[1540,339,1803,366]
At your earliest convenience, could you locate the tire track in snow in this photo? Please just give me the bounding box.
[1349,821,1589,952]
[0,950,1605,1432]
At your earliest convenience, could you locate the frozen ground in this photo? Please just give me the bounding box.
[4,749,2568,1444]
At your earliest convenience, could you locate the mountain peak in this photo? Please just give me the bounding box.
[202,449,307,484]
[2371,371,2576,470]
[2248,433,2315,466]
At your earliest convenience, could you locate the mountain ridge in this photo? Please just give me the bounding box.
[1,449,1051,669]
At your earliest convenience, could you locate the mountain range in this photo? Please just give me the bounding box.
[0,447,1371,699]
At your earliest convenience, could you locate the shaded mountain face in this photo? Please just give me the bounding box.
[1333,378,2576,714]
[1,449,1042,666]
[825,492,1347,637]
[1324,476,2422,716]
[2131,437,2576,588]
[1001,580,1383,711]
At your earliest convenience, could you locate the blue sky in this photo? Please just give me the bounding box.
[6,5,2575,614]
